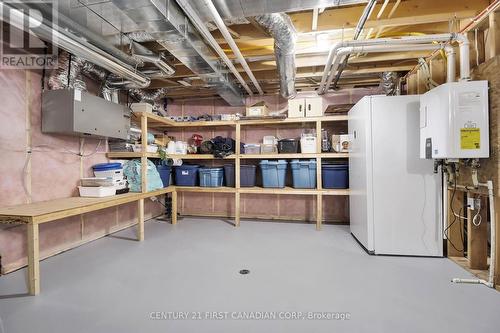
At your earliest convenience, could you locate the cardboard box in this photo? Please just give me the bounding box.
[246,101,269,117]
[332,134,350,152]
[130,103,153,114]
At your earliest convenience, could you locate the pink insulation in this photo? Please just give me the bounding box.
[0,69,163,274]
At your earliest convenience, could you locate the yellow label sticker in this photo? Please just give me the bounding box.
[460,128,480,149]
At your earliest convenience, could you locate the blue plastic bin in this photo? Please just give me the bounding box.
[223,165,257,187]
[174,165,200,186]
[290,159,317,188]
[259,160,287,188]
[322,163,349,189]
[199,167,224,187]
[156,165,172,187]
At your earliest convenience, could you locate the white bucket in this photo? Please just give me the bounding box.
[300,135,317,153]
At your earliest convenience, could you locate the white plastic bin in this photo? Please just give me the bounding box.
[78,186,116,197]
[300,134,317,153]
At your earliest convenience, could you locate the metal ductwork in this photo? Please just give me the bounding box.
[189,0,367,22]
[48,51,87,91]
[380,72,400,96]
[4,2,151,89]
[255,13,297,99]
[129,88,168,114]
[111,0,244,106]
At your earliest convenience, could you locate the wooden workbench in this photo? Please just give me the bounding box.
[0,187,175,295]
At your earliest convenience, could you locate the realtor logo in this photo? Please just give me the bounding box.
[0,1,58,69]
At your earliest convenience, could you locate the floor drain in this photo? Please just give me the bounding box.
[239,269,250,275]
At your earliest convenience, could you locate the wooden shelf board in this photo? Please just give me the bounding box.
[239,115,348,126]
[240,153,348,159]
[322,189,350,196]
[173,186,236,193]
[107,152,236,160]
[0,188,173,224]
[132,112,348,129]
[239,187,317,195]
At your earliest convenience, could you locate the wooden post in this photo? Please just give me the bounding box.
[235,123,241,227]
[141,114,148,193]
[447,189,465,257]
[316,120,323,190]
[495,196,500,285]
[429,57,446,86]
[137,199,144,241]
[489,12,500,59]
[27,222,40,295]
[467,194,488,270]
[316,194,322,230]
[171,191,178,225]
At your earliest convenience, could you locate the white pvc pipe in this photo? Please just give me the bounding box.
[456,34,471,81]
[322,43,445,93]
[444,45,456,83]
[176,0,255,96]
[204,0,264,95]
[452,180,496,288]
[318,33,471,93]
[486,180,496,286]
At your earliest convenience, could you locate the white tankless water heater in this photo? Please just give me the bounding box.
[419,81,489,159]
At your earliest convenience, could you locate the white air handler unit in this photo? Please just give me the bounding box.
[419,81,489,159]
[348,95,442,256]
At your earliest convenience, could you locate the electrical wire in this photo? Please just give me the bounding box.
[444,175,465,253]
[472,199,482,226]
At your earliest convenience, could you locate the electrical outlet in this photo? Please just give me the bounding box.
[150,196,158,202]
[467,197,475,210]
[474,198,481,210]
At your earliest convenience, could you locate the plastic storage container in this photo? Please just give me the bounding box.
[322,163,349,189]
[259,160,288,188]
[224,165,257,187]
[277,139,299,153]
[92,163,123,180]
[260,144,277,154]
[290,159,317,188]
[78,186,116,197]
[199,167,224,187]
[174,165,200,186]
[300,134,317,153]
[156,165,172,187]
[243,144,261,154]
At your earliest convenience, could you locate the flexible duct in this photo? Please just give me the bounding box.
[4,2,150,89]
[380,72,399,96]
[129,88,167,112]
[254,13,297,99]
[48,51,86,91]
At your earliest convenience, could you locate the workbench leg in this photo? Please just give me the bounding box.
[235,192,240,227]
[138,199,144,241]
[27,223,40,295]
[316,194,323,231]
[171,191,178,225]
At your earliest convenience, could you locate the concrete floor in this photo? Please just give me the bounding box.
[0,217,499,333]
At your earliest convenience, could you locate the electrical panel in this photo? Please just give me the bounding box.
[419,81,489,159]
[42,89,130,140]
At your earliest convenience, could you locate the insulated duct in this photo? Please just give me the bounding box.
[254,13,297,99]
[3,2,150,89]
[48,51,87,91]
[129,88,167,113]
[380,72,400,96]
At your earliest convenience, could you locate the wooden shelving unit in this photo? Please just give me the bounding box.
[110,112,350,230]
